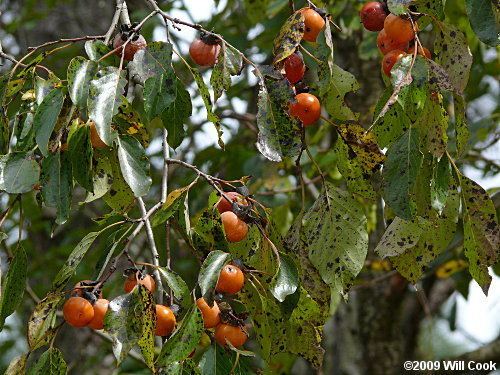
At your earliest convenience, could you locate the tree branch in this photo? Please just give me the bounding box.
[453,338,500,363]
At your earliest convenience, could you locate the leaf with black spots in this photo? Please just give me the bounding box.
[431,156,450,213]
[129,41,173,84]
[0,152,40,193]
[41,151,73,224]
[211,42,243,103]
[391,187,459,282]
[255,70,302,162]
[33,88,64,156]
[336,122,385,174]
[84,149,113,203]
[459,175,500,295]
[156,306,204,366]
[272,11,305,64]
[453,94,469,156]
[375,217,430,258]
[303,183,368,310]
[434,22,472,94]
[192,208,229,256]
[383,128,423,220]
[28,291,64,351]
[0,245,27,330]
[158,267,191,310]
[104,286,155,367]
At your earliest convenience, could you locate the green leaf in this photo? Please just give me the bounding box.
[454,94,469,156]
[372,89,410,149]
[156,306,203,366]
[85,40,113,61]
[0,152,40,193]
[0,245,27,330]
[67,57,98,108]
[102,151,135,213]
[375,217,430,258]
[191,68,224,149]
[51,226,113,292]
[151,187,190,227]
[67,122,93,191]
[303,183,368,310]
[270,253,299,302]
[88,66,126,146]
[116,135,152,197]
[210,42,243,103]
[143,72,176,121]
[199,344,253,375]
[104,285,155,367]
[383,128,423,220]
[318,63,360,122]
[434,22,472,94]
[431,156,450,213]
[417,96,448,158]
[272,10,305,64]
[459,175,500,295]
[387,0,411,15]
[33,88,64,156]
[158,267,191,310]
[34,75,59,105]
[27,348,67,375]
[198,250,231,296]
[129,41,173,84]
[391,187,459,283]
[192,208,229,256]
[465,0,499,47]
[161,79,191,150]
[41,151,73,224]
[256,69,302,162]
[84,149,113,202]
[27,291,64,351]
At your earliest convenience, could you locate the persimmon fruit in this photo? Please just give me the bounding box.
[220,211,248,243]
[377,29,408,55]
[382,49,406,76]
[360,2,388,32]
[300,8,325,42]
[196,298,221,328]
[216,192,248,214]
[214,324,248,347]
[383,14,415,45]
[87,298,109,330]
[124,272,156,293]
[63,296,94,328]
[155,304,176,336]
[289,93,321,126]
[89,122,107,149]
[284,52,306,84]
[113,33,147,61]
[216,264,245,294]
[189,37,221,67]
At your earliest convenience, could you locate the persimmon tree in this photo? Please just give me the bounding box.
[0,0,498,374]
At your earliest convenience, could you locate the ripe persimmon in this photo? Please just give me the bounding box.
[87,298,109,330]
[216,192,248,214]
[63,296,94,328]
[382,49,406,76]
[220,211,248,243]
[216,264,245,294]
[113,33,147,61]
[289,93,321,126]
[377,29,408,55]
[383,14,416,45]
[124,272,156,293]
[214,324,248,347]
[155,305,176,336]
[284,52,306,84]
[196,298,221,328]
[89,122,107,149]
[189,37,220,67]
[300,8,325,42]
[360,2,388,32]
